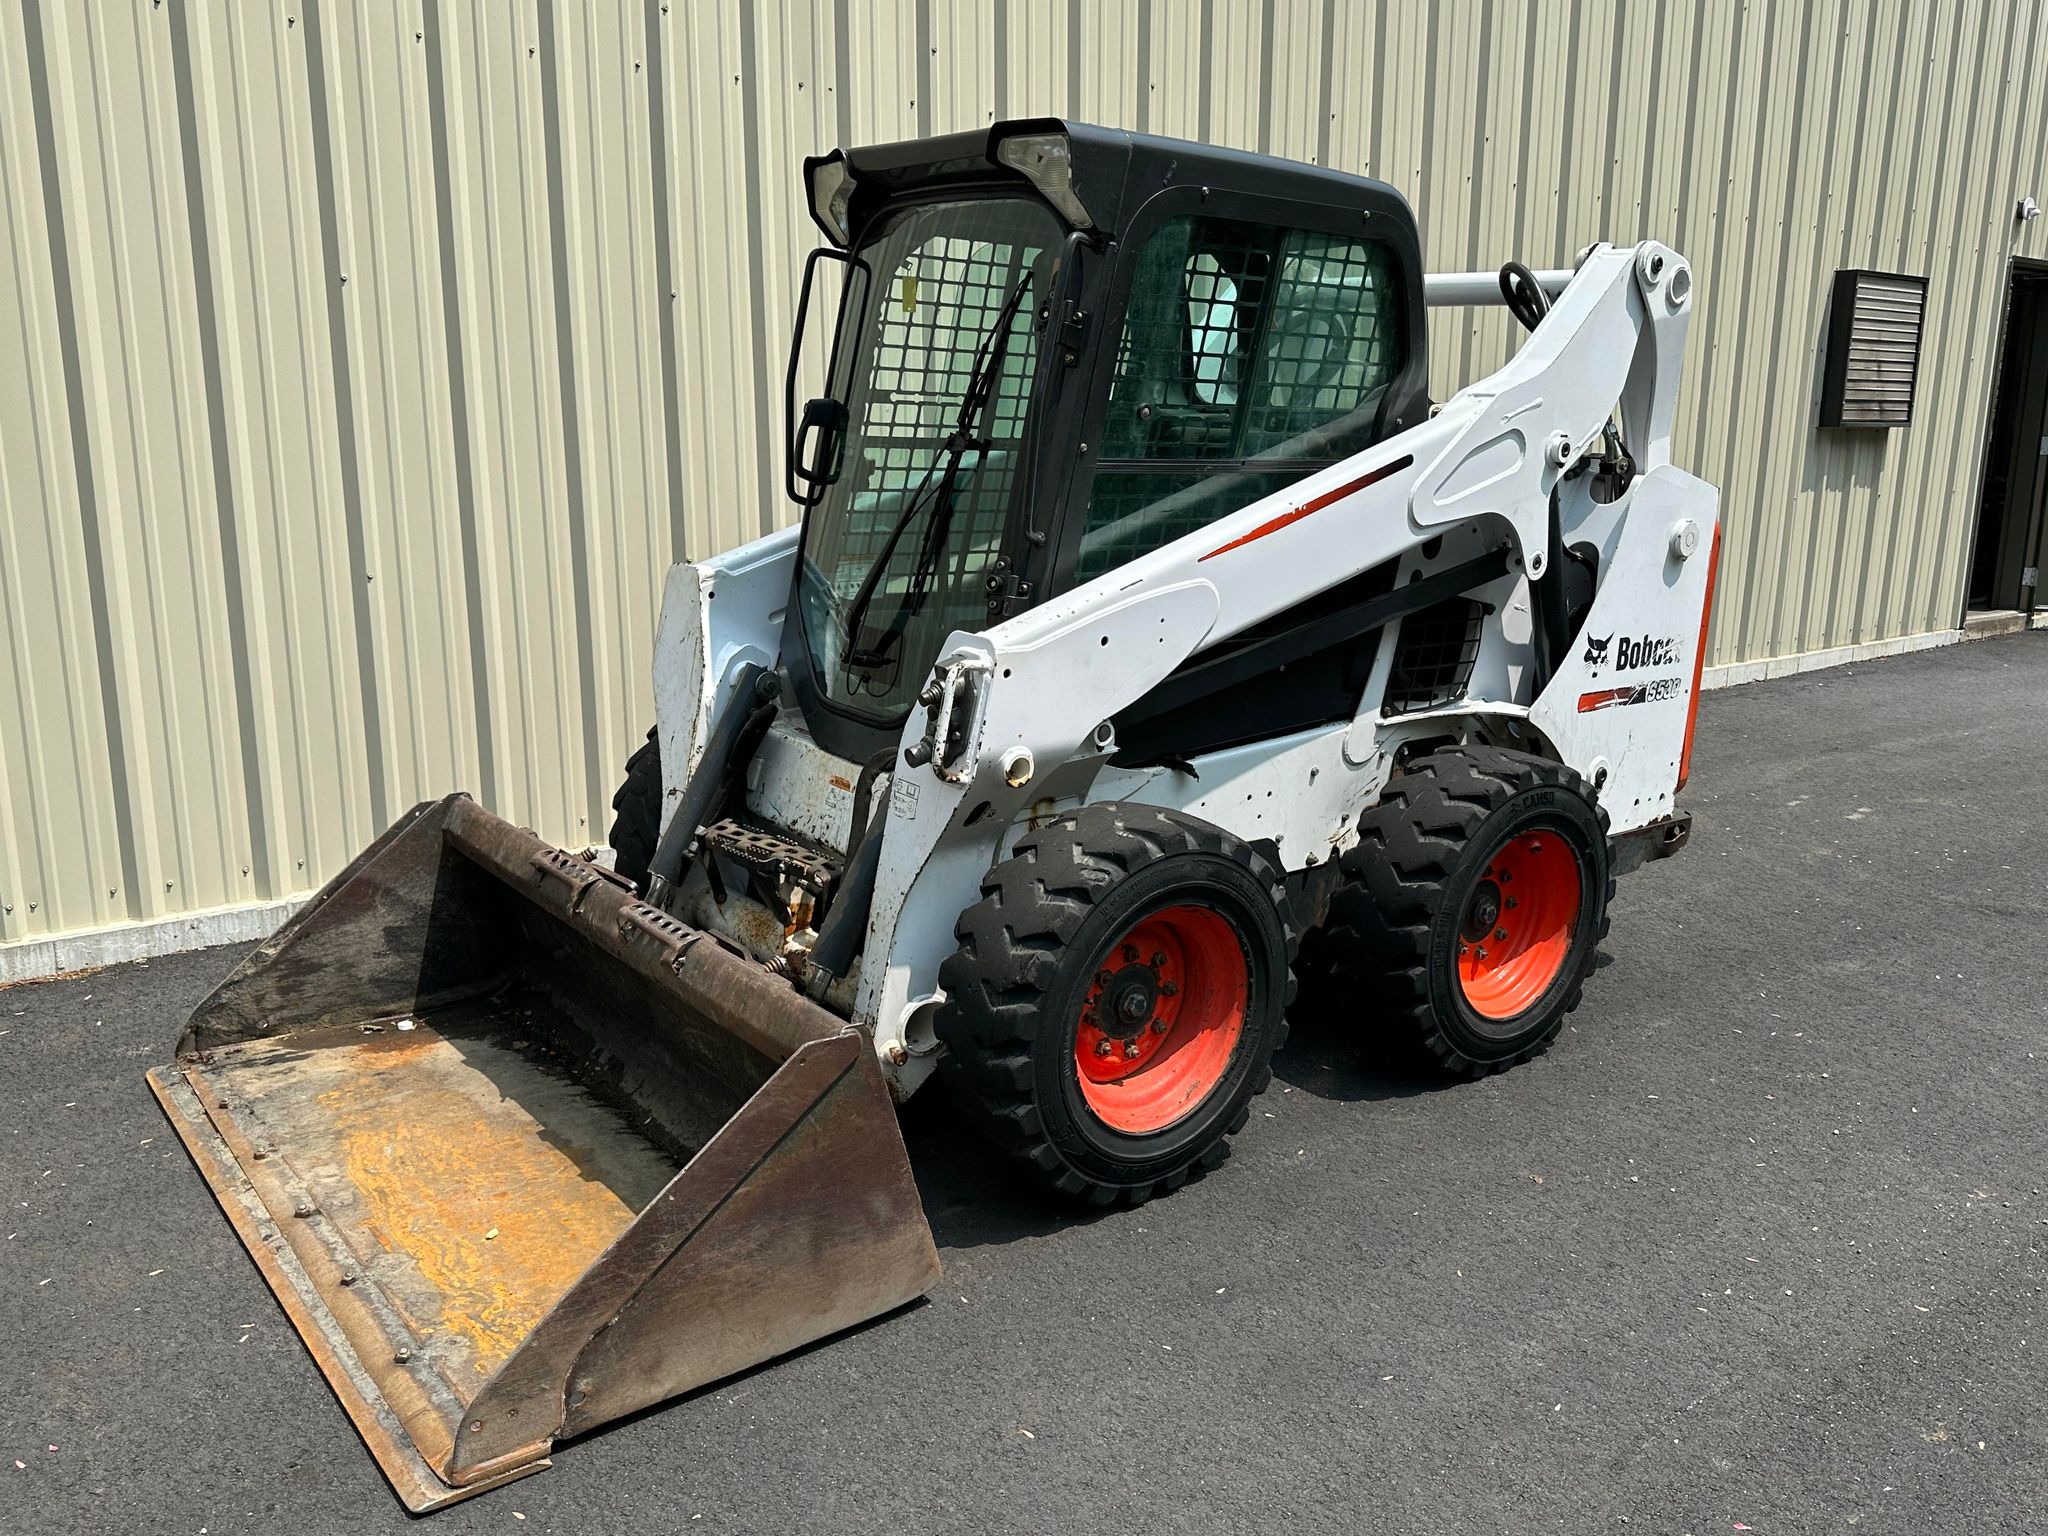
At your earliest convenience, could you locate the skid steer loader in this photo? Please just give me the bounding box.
[151,120,1717,1509]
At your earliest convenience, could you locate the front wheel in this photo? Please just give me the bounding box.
[1319,746,1613,1076]
[936,803,1295,1205]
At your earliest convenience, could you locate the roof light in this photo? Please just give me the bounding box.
[996,133,1092,229]
[809,156,857,245]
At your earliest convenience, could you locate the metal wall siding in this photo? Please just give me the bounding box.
[3,0,2045,953]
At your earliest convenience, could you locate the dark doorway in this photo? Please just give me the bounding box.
[1969,261,2048,614]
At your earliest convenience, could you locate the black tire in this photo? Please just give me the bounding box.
[608,726,662,893]
[1320,746,1613,1076]
[936,803,1295,1205]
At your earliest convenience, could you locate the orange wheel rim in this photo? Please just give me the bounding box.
[1073,905,1247,1135]
[1456,832,1582,1021]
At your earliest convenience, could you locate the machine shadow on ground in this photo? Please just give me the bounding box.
[888,939,1612,1247]
[1270,943,1619,1102]
[896,1091,1114,1252]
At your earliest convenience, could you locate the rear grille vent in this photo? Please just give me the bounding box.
[1384,597,1484,713]
[1820,269,1927,428]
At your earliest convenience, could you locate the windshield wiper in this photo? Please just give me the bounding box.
[840,268,1036,675]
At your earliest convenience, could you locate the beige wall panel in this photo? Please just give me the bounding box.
[3,0,2046,959]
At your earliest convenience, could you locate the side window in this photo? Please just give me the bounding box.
[1185,253,1241,407]
[1078,215,1403,578]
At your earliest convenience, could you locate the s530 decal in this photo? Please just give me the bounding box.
[1577,675,1686,712]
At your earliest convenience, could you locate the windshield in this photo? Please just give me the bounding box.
[798,195,1061,722]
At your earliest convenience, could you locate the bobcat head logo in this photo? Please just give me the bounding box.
[1582,633,1614,666]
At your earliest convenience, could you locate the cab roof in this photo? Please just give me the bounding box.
[810,117,1416,248]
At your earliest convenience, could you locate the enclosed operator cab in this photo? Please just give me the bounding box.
[782,119,1431,767]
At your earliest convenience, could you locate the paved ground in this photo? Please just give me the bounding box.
[5,632,2046,1535]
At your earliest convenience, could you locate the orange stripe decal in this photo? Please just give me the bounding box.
[1197,454,1415,561]
[1675,521,1723,793]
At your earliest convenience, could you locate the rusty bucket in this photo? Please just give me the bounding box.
[148,794,938,1511]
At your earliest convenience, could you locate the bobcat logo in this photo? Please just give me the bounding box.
[1586,632,1682,670]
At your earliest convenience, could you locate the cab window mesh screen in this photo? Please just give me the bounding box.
[1240,233,1397,454]
[1079,215,1401,578]
[797,196,1056,718]
[838,228,1042,573]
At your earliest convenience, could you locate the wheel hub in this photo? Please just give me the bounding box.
[1097,965,1162,1039]
[1456,832,1583,1021]
[1461,879,1503,941]
[1073,906,1248,1133]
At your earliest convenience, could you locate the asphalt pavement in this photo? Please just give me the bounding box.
[4,631,2046,1535]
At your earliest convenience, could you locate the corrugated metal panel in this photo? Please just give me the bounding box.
[3,0,2045,955]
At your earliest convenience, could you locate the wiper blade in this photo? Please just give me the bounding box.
[840,268,1036,671]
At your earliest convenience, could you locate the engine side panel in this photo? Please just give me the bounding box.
[1529,466,1720,830]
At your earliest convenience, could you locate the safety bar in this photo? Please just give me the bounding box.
[1423,268,1574,307]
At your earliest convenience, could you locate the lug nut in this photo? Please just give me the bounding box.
[1122,943,1140,963]
[1150,1019,1168,1035]
[1159,981,1178,997]
[1475,946,1488,961]
[1122,1040,1142,1059]
[1150,951,1167,967]
[1506,897,1518,909]
[1095,969,1114,987]
[1095,1039,1114,1057]
[1495,927,1508,941]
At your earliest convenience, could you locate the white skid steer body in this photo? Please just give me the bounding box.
[658,238,1716,1099]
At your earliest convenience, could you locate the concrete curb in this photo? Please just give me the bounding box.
[1701,626,1964,690]
[0,897,307,986]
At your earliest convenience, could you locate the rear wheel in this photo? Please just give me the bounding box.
[936,803,1294,1204]
[607,727,662,893]
[1319,746,1612,1075]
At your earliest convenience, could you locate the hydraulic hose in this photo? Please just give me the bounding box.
[1528,485,1572,696]
[844,746,897,864]
[807,815,884,991]
[646,663,777,896]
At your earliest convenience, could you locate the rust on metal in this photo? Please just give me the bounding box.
[203,1018,675,1397]
[146,1067,550,1512]
[150,794,940,1512]
[319,1057,636,1384]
